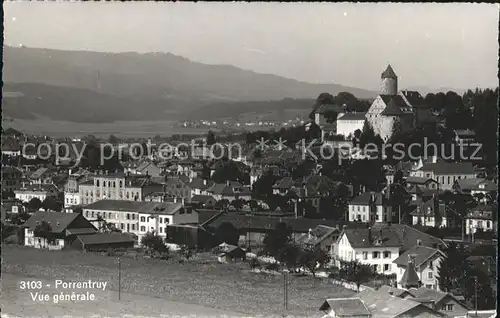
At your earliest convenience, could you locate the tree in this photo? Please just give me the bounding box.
[359,121,377,149]
[27,198,42,212]
[252,172,280,199]
[231,199,245,211]
[298,246,331,278]
[42,197,62,212]
[315,92,335,107]
[262,222,293,259]
[336,260,377,292]
[141,232,169,256]
[34,221,55,246]
[214,199,230,210]
[206,130,217,146]
[211,160,246,184]
[108,134,119,145]
[214,222,240,246]
[248,199,259,211]
[278,243,302,271]
[323,110,338,124]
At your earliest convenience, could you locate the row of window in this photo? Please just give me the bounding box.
[372,264,392,272]
[83,190,140,199]
[139,226,167,233]
[362,251,392,260]
[95,180,123,188]
[84,211,175,224]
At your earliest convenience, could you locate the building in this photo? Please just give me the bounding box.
[365,65,415,142]
[82,200,198,245]
[30,167,56,185]
[216,243,246,263]
[410,159,476,191]
[74,233,136,251]
[1,166,22,192]
[393,244,446,291]
[348,191,392,223]
[203,181,252,202]
[465,205,495,235]
[405,176,440,190]
[295,225,341,257]
[124,160,163,177]
[334,224,446,276]
[23,211,96,250]
[188,178,214,196]
[162,175,192,200]
[319,288,445,318]
[14,184,59,203]
[64,169,93,208]
[453,178,497,203]
[409,197,457,228]
[399,90,434,126]
[79,172,163,205]
[336,112,366,139]
[454,129,476,147]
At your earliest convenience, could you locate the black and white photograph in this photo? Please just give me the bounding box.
[1,2,498,317]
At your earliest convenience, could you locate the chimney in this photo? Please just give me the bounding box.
[416,239,422,246]
[181,197,185,205]
[308,228,313,239]
[173,196,177,203]
[203,179,207,186]
[226,180,230,186]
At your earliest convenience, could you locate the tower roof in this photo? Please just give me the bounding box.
[399,255,421,289]
[381,64,397,79]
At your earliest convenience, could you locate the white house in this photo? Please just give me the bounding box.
[336,112,366,139]
[15,184,59,203]
[465,205,494,235]
[335,227,401,276]
[409,197,457,228]
[393,244,446,291]
[348,191,392,223]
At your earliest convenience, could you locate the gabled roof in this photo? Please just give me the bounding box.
[406,176,437,185]
[337,112,367,121]
[15,184,59,193]
[272,177,294,189]
[83,200,183,215]
[189,178,214,190]
[319,298,371,317]
[343,228,402,248]
[191,195,216,204]
[399,91,428,108]
[455,178,496,192]
[377,285,413,298]
[408,287,468,309]
[77,233,135,245]
[350,192,387,206]
[379,95,412,116]
[381,64,397,79]
[24,211,83,233]
[370,224,446,252]
[296,225,339,246]
[393,245,445,268]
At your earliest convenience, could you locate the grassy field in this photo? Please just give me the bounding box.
[1,245,354,317]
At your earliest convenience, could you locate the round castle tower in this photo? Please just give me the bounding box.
[381,64,398,95]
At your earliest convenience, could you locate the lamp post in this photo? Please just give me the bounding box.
[118,257,121,301]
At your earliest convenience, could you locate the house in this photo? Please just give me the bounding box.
[166,224,213,250]
[320,288,445,318]
[465,205,495,235]
[74,233,135,251]
[216,243,246,263]
[30,167,56,185]
[365,65,416,142]
[188,177,214,196]
[14,184,60,203]
[405,176,439,190]
[82,200,198,245]
[1,166,23,192]
[334,224,446,276]
[295,225,341,256]
[162,175,192,200]
[336,112,366,139]
[393,244,446,291]
[454,129,476,147]
[409,196,457,228]
[348,191,392,223]
[1,199,25,214]
[64,169,94,208]
[406,287,469,318]
[453,178,497,203]
[203,181,252,201]
[125,160,162,177]
[272,177,294,195]
[410,159,476,191]
[190,195,216,208]
[23,211,96,250]
[335,226,401,276]
[399,90,434,126]
[79,172,163,205]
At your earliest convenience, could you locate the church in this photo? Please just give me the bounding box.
[366,65,433,142]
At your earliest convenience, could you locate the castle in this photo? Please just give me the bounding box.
[366,65,433,142]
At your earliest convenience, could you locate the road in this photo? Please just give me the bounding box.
[1,273,247,318]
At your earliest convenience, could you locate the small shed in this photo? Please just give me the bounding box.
[217,243,246,263]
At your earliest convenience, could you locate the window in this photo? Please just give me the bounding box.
[97,180,100,187]
[91,211,95,218]
[357,206,360,212]
[384,264,390,271]
[447,304,454,311]
[126,192,129,199]
[447,176,451,184]
[362,206,366,212]
[120,223,124,230]
[140,216,145,222]
[375,214,379,221]
[383,251,391,258]
[131,224,135,230]
[427,272,433,279]
[478,220,483,228]
[372,252,380,259]
[126,214,130,220]
[132,214,135,220]
[159,218,163,224]
[113,182,116,188]
[487,221,491,228]
[363,252,368,260]
[140,226,145,231]
[362,215,365,221]
[103,212,106,218]
[159,227,163,233]
[164,218,169,224]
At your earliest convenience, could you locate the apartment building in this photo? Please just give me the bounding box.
[348,191,392,223]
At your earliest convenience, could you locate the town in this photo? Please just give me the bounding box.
[1,65,497,317]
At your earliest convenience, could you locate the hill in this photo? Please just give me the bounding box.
[2,45,377,122]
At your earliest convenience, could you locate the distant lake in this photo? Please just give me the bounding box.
[2,118,214,138]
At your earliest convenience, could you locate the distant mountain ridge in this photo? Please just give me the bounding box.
[2,45,378,122]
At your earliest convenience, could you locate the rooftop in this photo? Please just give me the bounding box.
[83,200,183,215]
[24,211,86,233]
[393,245,444,268]
[381,64,397,79]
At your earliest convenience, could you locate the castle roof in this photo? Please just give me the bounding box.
[379,95,412,116]
[381,64,397,79]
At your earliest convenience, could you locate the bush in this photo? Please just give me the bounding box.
[249,258,261,269]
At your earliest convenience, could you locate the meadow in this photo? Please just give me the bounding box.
[2,245,354,316]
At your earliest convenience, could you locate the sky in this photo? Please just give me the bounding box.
[4,2,499,91]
